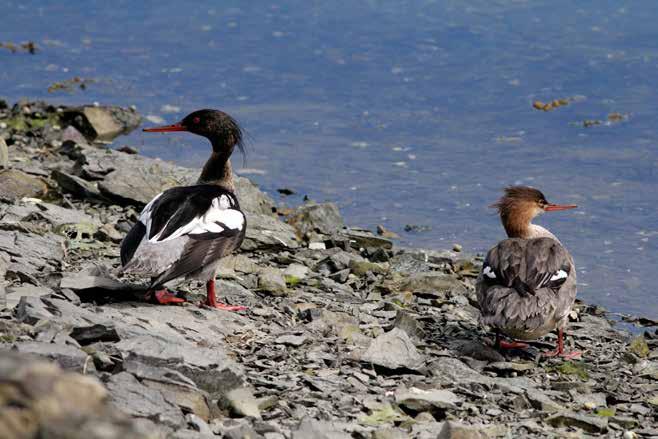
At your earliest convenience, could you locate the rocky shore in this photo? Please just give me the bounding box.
[0,100,657,439]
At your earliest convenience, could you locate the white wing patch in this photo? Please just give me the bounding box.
[140,193,244,244]
[483,266,496,279]
[550,269,568,282]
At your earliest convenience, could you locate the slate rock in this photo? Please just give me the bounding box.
[395,387,461,412]
[62,105,141,141]
[0,230,65,265]
[360,328,424,372]
[243,213,299,251]
[545,411,608,433]
[0,169,48,200]
[5,284,53,310]
[291,417,352,439]
[525,389,565,413]
[15,295,54,323]
[0,351,150,439]
[106,372,184,428]
[341,228,393,251]
[257,267,288,295]
[12,341,94,373]
[287,202,345,238]
[438,421,508,438]
[218,387,262,419]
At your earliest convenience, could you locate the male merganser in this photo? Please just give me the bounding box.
[476,186,579,359]
[120,109,247,311]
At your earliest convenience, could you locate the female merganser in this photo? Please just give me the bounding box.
[476,186,579,359]
[120,109,247,311]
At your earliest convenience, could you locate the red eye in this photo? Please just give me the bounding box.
[193,117,201,124]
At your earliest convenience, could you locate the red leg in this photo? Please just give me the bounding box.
[494,332,529,350]
[149,289,186,305]
[543,328,581,359]
[202,279,247,311]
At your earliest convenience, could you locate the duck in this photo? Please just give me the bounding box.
[476,186,580,358]
[120,109,247,311]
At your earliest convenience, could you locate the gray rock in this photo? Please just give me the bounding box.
[341,228,392,251]
[287,202,345,238]
[243,213,299,251]
[0,351,151,439]
[291,417,351,439]
[52,169,107,202]
[5,284,53,310]
[234,175,276,216]
[283,263,309,281]
[393,310,425,341]
[257,267,288,295]
[0,169,48,200]
[360,328,424,371]
[437,421,508,438]
[62,105,141,141]
[106,372,184,428]
[12,341,94,373]
[15,295,54,323]
[0,230,65,266]
[395,387,461,412]
[0,138,7,169]
[275,334,308,347]
[545,411,608,433]
[525,389,565,413]
[218,387,262,419]
[397,272,467,298]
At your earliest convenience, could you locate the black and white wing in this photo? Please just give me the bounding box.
[120,185,246,286]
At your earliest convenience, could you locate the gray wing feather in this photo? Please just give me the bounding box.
[477,237,576,337]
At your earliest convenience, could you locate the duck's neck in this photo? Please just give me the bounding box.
[197,144,235,192]
[502,214,558,242]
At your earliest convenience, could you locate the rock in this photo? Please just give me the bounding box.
[438,421,508,438]
[274,334,308,347]
[62,105,141,141]
[0,169,48,200]
[525,389,565,413]
[0,351,150,439]
[453,340,504,363]
[393,310,425,341]
[5,284,53,310]
[218,387,262,419]
[60,271,133,292]
[70,323,121,345]
[26,199,100,229]
[0,138,8,169]
[106,372,184,428]
[360,328,424,372]
[376,224,400,239]
[395,387,461,412]
[287,202,345,238]
[257,267,288,295]
[291,417,351,439]
[52,169,107,202]
[243,213,299,251]
[341,229,392,251]
[0,230,65,267]
[235,175,276,216]
[12,341,94,373]
[15,295,54,323]
[545,412,608,433]
[283,263,309,283]
[348,259,388,276]
[394,272,467,298]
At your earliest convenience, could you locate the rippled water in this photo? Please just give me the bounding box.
[2,0,657,317]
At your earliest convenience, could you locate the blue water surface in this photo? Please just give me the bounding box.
[1,0,657,317]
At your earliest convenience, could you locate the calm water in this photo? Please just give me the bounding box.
[1,1,657,318]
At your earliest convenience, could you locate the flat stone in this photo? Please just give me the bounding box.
[291,417,351,439]
[545,412,608,433]
[243,213,299,251]
[0,230,65,265]
[0,169,48,200]
[287,202,345,238]
[106,372,184,428]
[525,389,565,413]
[438,421,508,439]
[274,334,308,347]
[341,229,392,251]
[62,105,141,141]
[395,387,461,412]
[360,328,424,372]
[257,267,288,295]
[12,341,94,373]
[283,263,309,281]
[218,387,262,419]
[52,170,106,202]
[5,284,53,310]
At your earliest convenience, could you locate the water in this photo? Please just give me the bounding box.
[1,0,657,318]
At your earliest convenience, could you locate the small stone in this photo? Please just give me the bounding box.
[438,421,508,439]
[395,387,461,412]
[257,268,288,295]
[545,412,608,434]
[219,387,261,419]
[274,334,308,347]
[360,328,424,371]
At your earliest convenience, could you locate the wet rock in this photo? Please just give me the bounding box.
[287,202,345,238]
[0,169,48,200]
[360,328,424,372]
[395,387,461,412]
[62,105,141,141]
[545,411,608,433]
[105,371,184,428]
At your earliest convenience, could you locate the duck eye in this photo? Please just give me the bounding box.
[193,117,201,124]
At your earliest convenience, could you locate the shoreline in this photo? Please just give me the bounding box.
[0,99,657,438]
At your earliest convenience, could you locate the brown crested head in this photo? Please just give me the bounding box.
[491,186,576,238]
